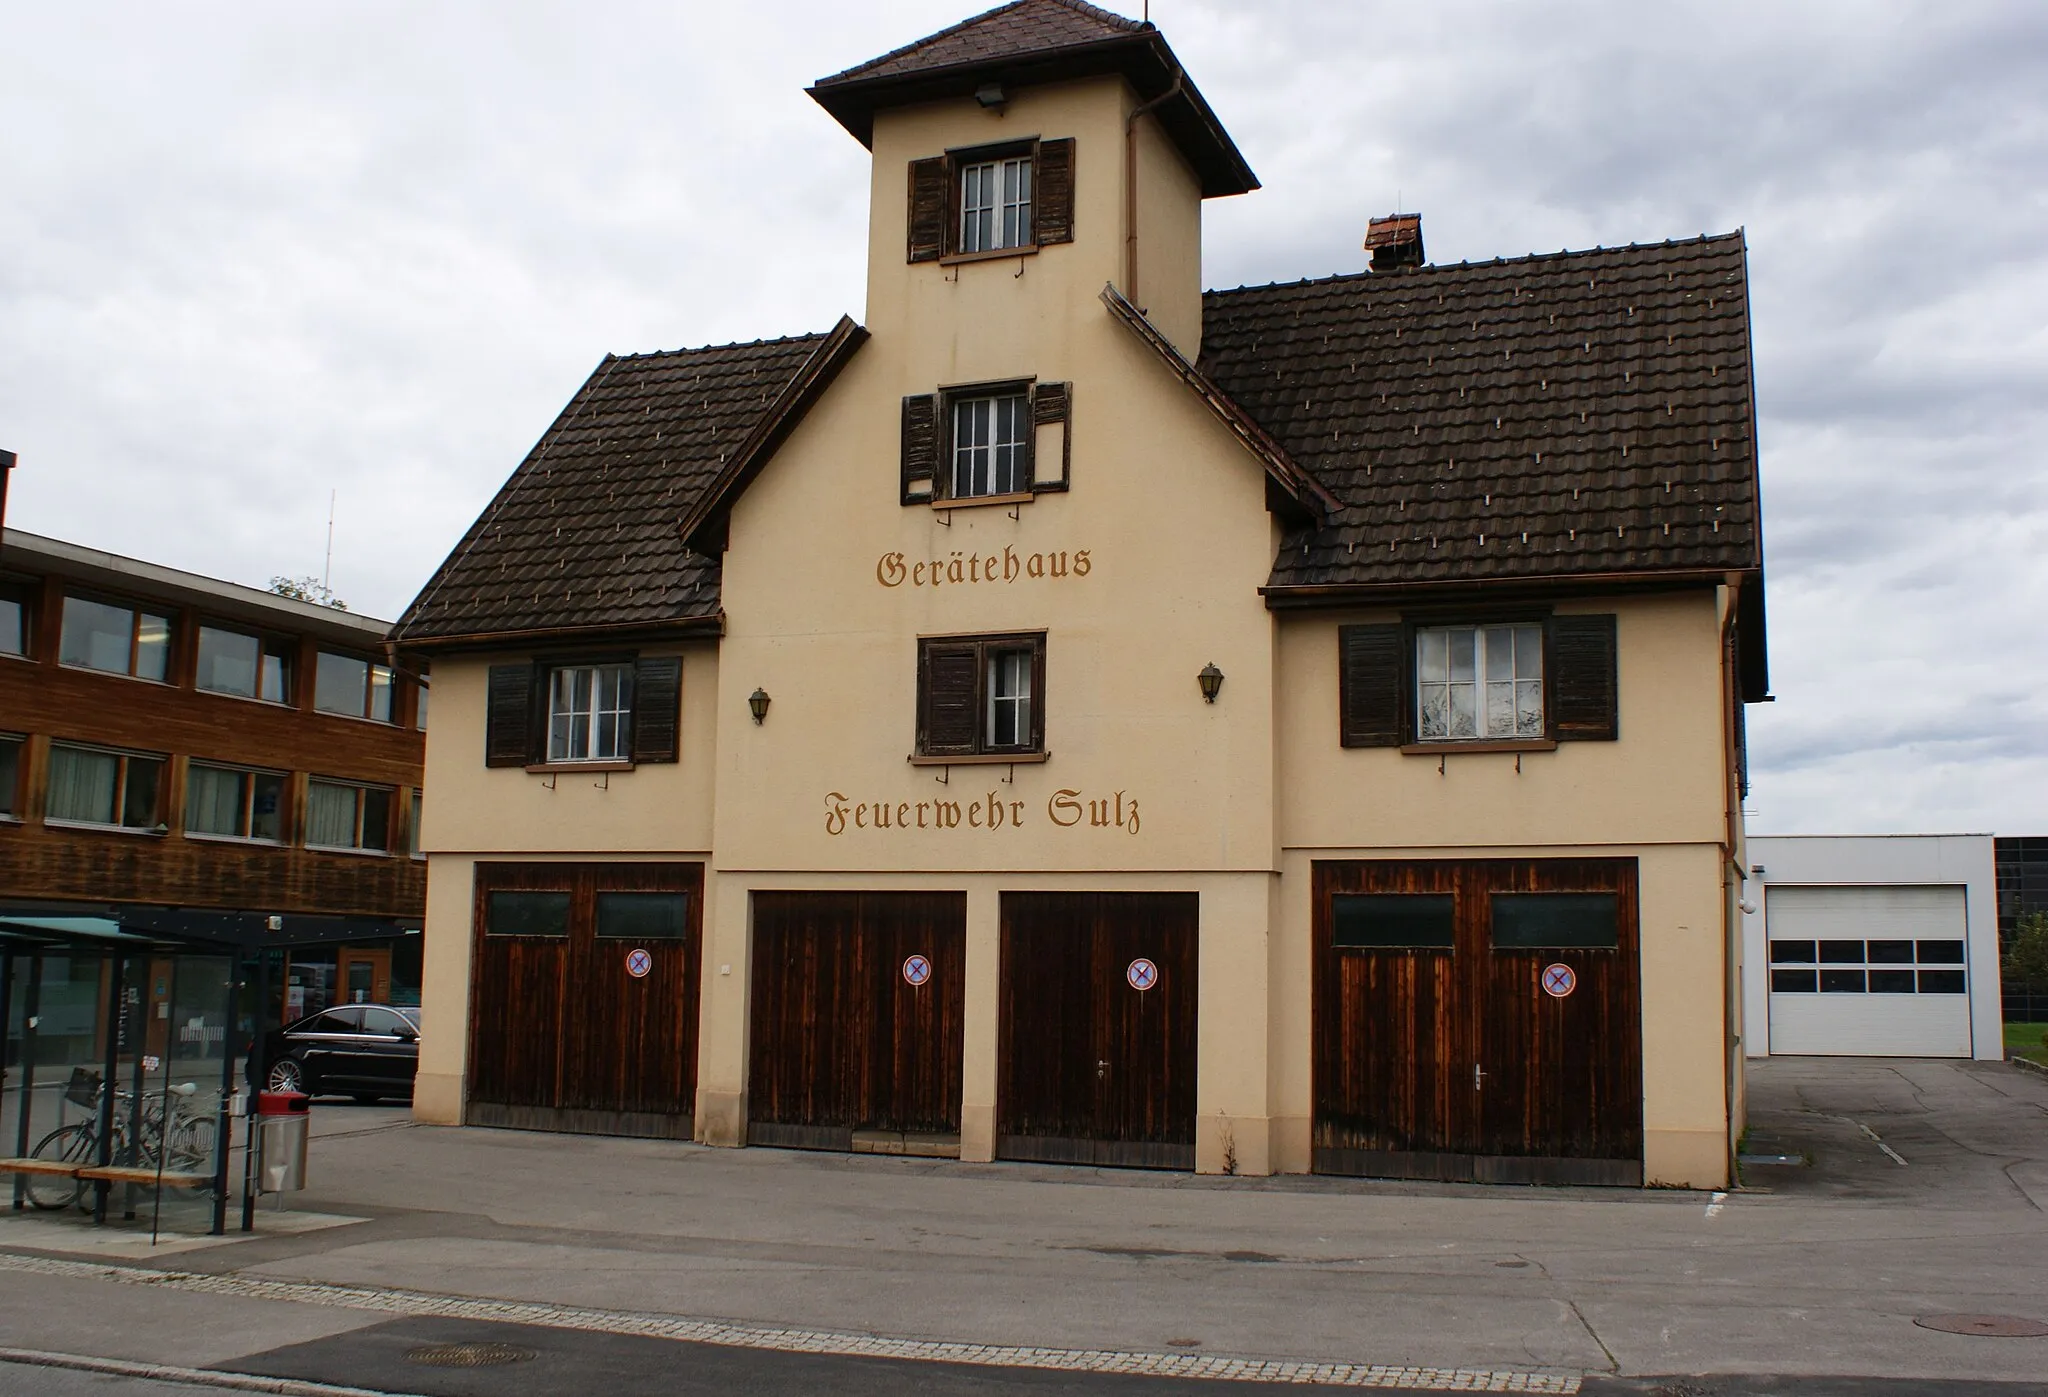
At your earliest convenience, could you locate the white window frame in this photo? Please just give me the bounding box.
[546,663,632,763]
[1415,623,1546,742]
[987,647,1033,750]
[959,155,1032,254]
[950,392,1030,499]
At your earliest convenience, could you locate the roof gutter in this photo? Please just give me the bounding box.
[1261,566,1760,610]
[390,611,725,658]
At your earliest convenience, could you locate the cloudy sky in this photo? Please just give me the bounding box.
[2,1,2043,836]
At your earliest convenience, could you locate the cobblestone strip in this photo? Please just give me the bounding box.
[0,1250,1580,1393]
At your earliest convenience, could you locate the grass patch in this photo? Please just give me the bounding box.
[2008,1021,2048,1062]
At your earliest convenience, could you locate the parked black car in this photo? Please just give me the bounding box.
[264,1004,420,1102]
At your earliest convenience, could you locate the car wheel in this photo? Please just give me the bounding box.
[267,1058,307,1094]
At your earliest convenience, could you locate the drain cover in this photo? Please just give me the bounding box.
[405,1341,539,1368]
[1914,1314,2048,1338]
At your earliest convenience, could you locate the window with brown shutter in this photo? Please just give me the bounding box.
[905,138,1076,264]
[484,653,691,769]
[904,380,1070,506]
[915,633,1046,760]
[1549,614,1619,742]
[1337,612,1620,750]
[1338,624,1406,748]
[630,656,683,764]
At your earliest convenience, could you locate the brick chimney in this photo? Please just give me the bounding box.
[1365,213,1425,272]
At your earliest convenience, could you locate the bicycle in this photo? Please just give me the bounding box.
[23,1070,218,1211]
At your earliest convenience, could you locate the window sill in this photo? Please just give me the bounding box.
[524,761,636,775]
[184,831,285,848]
[43,818,166,838]
[56,663,171,686]
[0,814,21,826]
[1400,740,1558,756]
[932,491,1034,512]
[907,751,1049,767]
[939,245,1039,267]
[306,843,395,859]
[313,708,401,727]
[199,688,296,710]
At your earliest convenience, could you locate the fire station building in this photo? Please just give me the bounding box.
[394,0,1768,1189]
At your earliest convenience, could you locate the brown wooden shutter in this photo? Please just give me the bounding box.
[1550,614,1619,741]
[919,640,982,757]
[485,664,537,767]
[907,156,948,263]
[630,656,683,764]
[1338,624,1406,748]
[1030,382,1071,492]
[1034,138,1075,246]
[901,394,940,504]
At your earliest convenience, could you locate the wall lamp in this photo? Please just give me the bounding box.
[748,688,771,724]
[1197,662,1224,704]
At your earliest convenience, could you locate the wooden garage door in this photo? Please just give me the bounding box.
[747,891,966,1149]
[1312,859,1641,1185]
[468,862,702,1139]
[998,892,1198,1170]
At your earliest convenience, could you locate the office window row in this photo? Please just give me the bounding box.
[0,733,420,856]
[0,581,423,727]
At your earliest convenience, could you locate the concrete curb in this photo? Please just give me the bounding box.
[0,1345,428,1397]
[2010,1053,2048,1080]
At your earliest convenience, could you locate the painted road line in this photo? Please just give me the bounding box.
[1703,1191,1727,1218]
[0,1251,1581,1392]
[0,1345,426,1397]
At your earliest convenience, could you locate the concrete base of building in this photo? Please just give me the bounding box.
[1197,1114,1273,1176]
[410,1072,463,1127]
[695,1088,745,1147]
[1644,1127,1730,1188]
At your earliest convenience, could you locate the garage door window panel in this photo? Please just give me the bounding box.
[1332,894,1454,949]
[595,893,689,940]
[1491,892,1620,949]
[486,891,571,938]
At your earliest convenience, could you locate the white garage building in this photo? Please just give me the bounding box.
[1742,835,2003,1060]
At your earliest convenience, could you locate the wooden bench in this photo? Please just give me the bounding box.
[74,1165,215,1190]
[0,1157,90,1177]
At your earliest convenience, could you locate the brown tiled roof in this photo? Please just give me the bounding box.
[808,2,1257,197]
[393,330,853,646]
[816,0,1146,86]
[1199,234,1761,595]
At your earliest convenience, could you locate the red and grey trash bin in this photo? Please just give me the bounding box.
[256,1090,309,1192]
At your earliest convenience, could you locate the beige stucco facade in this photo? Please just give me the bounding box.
[408,71,1750,1190]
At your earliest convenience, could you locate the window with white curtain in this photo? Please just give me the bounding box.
[46,743,164,829]
[306,779,390,852]
[547,664,631,762]
[186,762,285,841]
[1415,623,1545,742]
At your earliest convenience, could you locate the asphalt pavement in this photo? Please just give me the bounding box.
[0,1057,2042,1395]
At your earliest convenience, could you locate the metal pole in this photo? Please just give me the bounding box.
[152,955,179,1245]
[94,952,124,1224]
[216,952,243,1237]
[124,967,148,1220]
[0,948,13,1165]
[12,954,40,1210]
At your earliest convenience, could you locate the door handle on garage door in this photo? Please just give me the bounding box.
[1473,1063,1486,1091]
[1097,1060,1108,1080]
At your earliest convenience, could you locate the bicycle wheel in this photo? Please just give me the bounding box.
[24,1124,93,1211]
[168,1116,217,1175]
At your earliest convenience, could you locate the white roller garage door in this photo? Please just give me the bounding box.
[1765,885,1971,1057]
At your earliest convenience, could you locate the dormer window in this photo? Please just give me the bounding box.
[906,138,1074,263]
[959,156,1031,253]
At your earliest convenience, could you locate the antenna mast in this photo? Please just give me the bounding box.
[323,490,336,596]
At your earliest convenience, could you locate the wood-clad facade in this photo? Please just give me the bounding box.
[397,1,1767,1188]
[0,528,426,1013]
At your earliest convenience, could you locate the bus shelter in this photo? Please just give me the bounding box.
[0,902,414,1238]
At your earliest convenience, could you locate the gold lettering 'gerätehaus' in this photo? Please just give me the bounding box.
[876,546,1091,589]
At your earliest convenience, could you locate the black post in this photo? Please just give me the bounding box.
[230,950,254,1234]
[124,969,149,1220]
[12,954,41,1210]
[152,955,181,1245]
[93,952,123,1225]
[0,948,13,1162]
